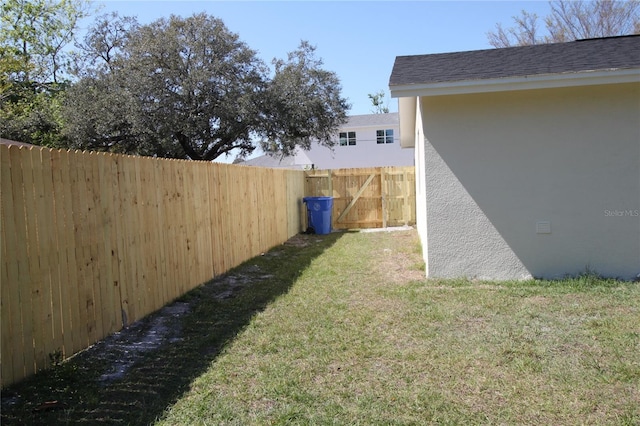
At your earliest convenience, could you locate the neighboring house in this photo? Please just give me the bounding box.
[239,113,414,169]
[389,35,640,280]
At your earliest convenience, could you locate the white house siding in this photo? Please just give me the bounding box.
[239,113,414,169]
[417,82,640,280]
[305,119,413,169]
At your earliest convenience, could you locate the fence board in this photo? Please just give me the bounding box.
[148,158,161,306]
[79,152,98,347]
[31,148,55,369]
[137,156,153,318]
[97,154,117,336]
[153,160,169,307]
[160,159,177,304]
[56,150,79,356]
[88,152,105,345]
[118,155,135,326]
[1,146,20,384]
[22,148,40,377]
[40,149,64,363]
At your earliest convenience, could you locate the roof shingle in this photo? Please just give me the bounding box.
[389,35,640,87]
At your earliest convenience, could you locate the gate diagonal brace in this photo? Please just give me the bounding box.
[336,174,376,223]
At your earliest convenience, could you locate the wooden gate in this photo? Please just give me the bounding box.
[304,167,415,230]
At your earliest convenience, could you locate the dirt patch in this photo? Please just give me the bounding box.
[95,302,191,383]
[70,233,326,385]
[372,229,426,284]
[282,233,324,248]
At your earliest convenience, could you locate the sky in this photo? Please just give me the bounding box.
[84,1,553,116]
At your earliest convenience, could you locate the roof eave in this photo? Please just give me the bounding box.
[398,97,417,148]
[389,68,640,98]
[341,113,399,130]
[341,122,399,131]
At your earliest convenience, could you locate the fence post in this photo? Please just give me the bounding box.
[381,168,388,228]
[403,168,410,225]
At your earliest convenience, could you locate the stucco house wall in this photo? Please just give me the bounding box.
[391,36,640,281]
[418,83,639,280]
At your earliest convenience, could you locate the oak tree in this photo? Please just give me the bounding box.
[259,41,349,157]
[64,14,349,160]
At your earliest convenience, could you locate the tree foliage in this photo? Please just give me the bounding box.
[63,14,349,160]
[367,90,390,114]
[1,0,91,83]
[65,14,267,160]
[259,41,350,157]
[487,0,640,47]
[0,0,91,146]
[72,12,138,76]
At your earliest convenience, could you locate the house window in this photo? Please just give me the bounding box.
[339,131,356,146]
[377,129,394,144]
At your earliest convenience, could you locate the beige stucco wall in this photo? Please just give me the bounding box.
[418,82,640,280]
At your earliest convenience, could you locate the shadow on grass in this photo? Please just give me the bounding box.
[1,232,344,425]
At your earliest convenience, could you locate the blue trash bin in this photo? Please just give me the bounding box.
[303,196,333,235]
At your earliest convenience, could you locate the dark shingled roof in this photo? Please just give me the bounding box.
[390,35,640,87]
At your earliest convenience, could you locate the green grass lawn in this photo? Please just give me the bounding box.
[155,231,639,425]
[2,230,639,425]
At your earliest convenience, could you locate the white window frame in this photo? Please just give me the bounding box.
[376,129,394,144]
[339,131,357,146]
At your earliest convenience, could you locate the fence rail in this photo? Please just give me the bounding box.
[305,167,416,229]
[1,145,305,387]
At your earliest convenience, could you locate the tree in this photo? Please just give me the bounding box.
[0,0,92,146]
[0,45,26,102]
[368,90,389,114]
[1,0,91,83]
[259,41,350,157]
[64,14,349,160]
[62,14,157,155]
[487,0,640,47]
[71,12,138,77]
[64,13,267,159]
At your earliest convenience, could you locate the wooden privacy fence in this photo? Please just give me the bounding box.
[305,167,415,230]
[1,145,305,388]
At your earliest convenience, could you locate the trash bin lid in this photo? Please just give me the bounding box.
[303,196,332,202]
